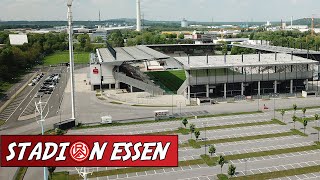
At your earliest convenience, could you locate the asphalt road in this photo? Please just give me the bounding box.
[0,66,68,130]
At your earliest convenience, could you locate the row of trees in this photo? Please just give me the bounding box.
[182,118,237,177]
[107,30,193,47]
[251,30,320,50]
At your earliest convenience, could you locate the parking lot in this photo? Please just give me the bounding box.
[56,109,320,180]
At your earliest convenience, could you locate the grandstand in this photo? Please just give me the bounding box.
[174,53,318,100]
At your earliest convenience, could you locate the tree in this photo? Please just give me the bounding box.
[280,109,286,122]
[302,108,307,117]
[292,115,297,129]
[178,33,185,39]
[182,118,188,128]
[228,164,236,177]
[194,130,200,140]
[293,104,298,115]
[303,119,308,134]
[48,167,56,179]
[217,155,225,174]
[209,145,216,156]
[189,124,195,139]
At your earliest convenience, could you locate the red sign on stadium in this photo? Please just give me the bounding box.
[0,135,178,167]
[93,68,99,74]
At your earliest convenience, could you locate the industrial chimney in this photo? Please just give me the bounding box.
[136,0,141,31]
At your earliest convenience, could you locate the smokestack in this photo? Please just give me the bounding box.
[291,16,293,29]
[136,0,141,31]
[99,10,101,22]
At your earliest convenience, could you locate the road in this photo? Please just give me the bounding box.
[0,66,68,130]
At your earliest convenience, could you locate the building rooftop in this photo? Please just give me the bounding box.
[232,44,320,55]
[174,53,318,70]
[97,46,169,65]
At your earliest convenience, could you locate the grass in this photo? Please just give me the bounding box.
[0,119,5,126]
[110,101,123,104]
[231,165,320,180]
[43,51,90,65]
[180,131,295,148]
[74,111,263,130]
[218,174,229,180]
[290,129,308,136]
[224,142,320,162]
[314,127,320,131]
[188,139,202,149]
[151,119,282,135]
[277,106,320,112]
[145,70,186,93]
[200,154,217,166]
[14,167,28,180]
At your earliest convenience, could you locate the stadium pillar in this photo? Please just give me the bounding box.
[258,81,261,96]
[187,86,191,102]
[290,80,294,94]
[274,80,277,94]
[224,83,227,99]
[206,84,210,98]
[305,79,309,91]
[241,82,244,96]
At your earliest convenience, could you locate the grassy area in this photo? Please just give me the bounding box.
[43,51,90,65]
[74,111,263,130]
[151,119,281,135]
[14,167,28,180]
[290,129,308,137]
[231,165,320,180]
[200,154,217,166]
[314,127,320,131]
[277,106,320,112]
[224,142,320,162]
[0,119,5,126]
[180,131,295,148]
[145,70,186,93]
[218,174,229,180]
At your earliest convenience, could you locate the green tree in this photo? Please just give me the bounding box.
[302,108,307,117]
[303,119,308,134]
[194,130,200,140]
[280,109,286,122]
[293,104,297,115]
[228,164,236,177]
[292,115,297,129]
[48,167,56,179]
[209,145,216,156]
[217,155,225,174]
[190,124,195,139]
[178,33,185,39]
[182,118,188,128]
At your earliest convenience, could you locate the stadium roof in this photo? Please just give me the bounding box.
[175,53,318,70]
[97,46,169,65]
[232,44,320,55]
[9,34,28,45]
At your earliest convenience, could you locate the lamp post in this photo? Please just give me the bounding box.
[203,122,207,155]
[35,97,49,180]
[67,0,76,121]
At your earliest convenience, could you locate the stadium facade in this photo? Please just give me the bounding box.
[175,53,318,100]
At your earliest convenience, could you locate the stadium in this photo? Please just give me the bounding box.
[89,43,319,104]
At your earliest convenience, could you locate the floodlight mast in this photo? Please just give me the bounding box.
[67,0,76,121]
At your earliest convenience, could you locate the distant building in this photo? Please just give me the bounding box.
[181,19,188,28]
[9,34,28,45]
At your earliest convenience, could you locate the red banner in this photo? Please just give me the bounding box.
[0,135,178,167]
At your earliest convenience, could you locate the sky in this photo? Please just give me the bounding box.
[1,0,320,22]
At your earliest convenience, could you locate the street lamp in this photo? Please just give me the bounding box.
[202,122,207,155]
[35,97,49,180]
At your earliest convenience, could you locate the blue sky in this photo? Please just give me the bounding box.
[1,0,320,22]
